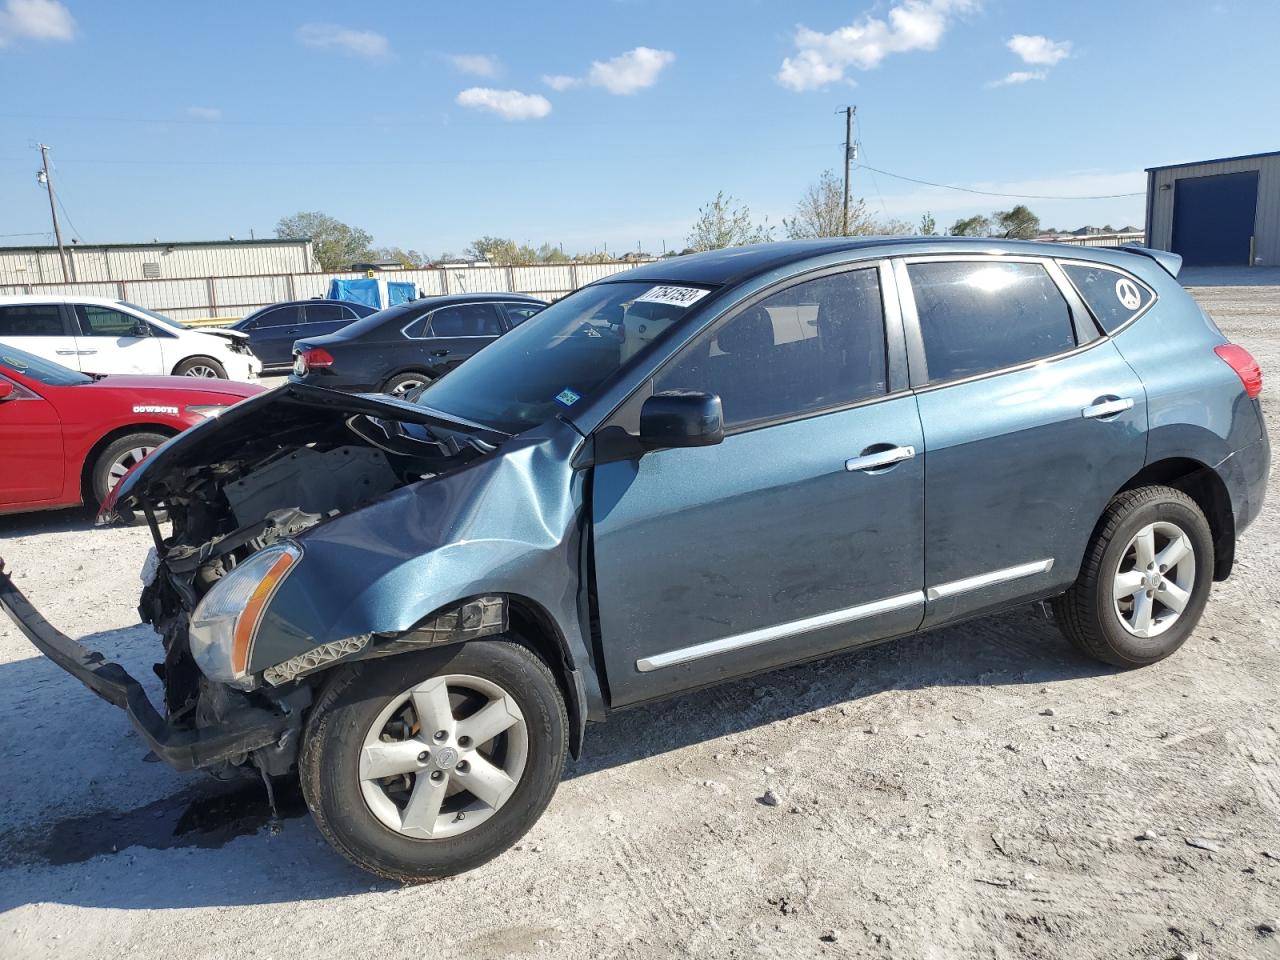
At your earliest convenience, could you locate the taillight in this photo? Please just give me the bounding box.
[300,346,335,371]
[1214,344,1262,399]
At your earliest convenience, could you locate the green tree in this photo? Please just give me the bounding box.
[992,204,1041,239]
[464,236,545,266]
[536,243,570,263]
[949,214,992,237]
[371,246,428,269]
[919,212,938,236]
[275,211,373,271]
[686,191,773,252]
[785,170,867,238]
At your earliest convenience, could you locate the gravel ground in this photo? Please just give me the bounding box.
[1,283,1278,960]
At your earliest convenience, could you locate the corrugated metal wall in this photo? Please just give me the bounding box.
[0,261,645,321]
[1147,154,1280,266]
[0,240,315,285]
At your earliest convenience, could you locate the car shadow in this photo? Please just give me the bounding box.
[0,506,97,540]
[0,606,1113,911]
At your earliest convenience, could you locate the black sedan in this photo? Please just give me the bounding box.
[290,293,546,396]
[229,299,377,372]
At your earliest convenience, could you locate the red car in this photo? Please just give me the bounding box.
[0,342,263,514]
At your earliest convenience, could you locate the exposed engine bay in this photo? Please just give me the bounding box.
[114,385,504,775]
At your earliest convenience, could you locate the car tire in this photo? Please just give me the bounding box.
[1052,485,1214,668]
[173,356,228,378]
[90,431,169,507]
[382,371,431,398]
[299,638,568,883]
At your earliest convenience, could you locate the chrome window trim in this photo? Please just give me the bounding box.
[925,558,1055,601]
[636,557,1057,671]
[636,590,924,672]
[1054,258,1159,338]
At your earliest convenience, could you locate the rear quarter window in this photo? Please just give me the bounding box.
[1059,263,1155,333]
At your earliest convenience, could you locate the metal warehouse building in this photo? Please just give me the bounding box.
[1145,150,1280,267]
[0,238,316,286]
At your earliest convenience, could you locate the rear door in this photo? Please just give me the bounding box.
[72,303,166,374]
[303,302,357,339]
[896,255,1147,627]
[407,302,505,375]
[0,303,78,367]
[0,373,63,506]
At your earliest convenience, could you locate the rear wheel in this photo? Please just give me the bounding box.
[174,356,227,378]
[382,371,431,398]
[90,431,168,506]
[300,639,567,882]
[1053,485,1213,667]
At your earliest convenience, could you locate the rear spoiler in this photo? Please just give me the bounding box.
[1114,245,1182,279]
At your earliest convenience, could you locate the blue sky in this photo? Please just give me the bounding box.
[2,0,1278,256]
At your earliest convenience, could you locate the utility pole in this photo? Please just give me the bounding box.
[37,144,71,282]
[840,106,856,236]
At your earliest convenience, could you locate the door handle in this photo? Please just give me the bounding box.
[78,349,98,355]
[55,349,77,355]
[845,445,916,472]
[431,349,450,357]
[1082,397,1134,419]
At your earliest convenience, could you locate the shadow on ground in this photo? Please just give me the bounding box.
[0,604,1113,911]
[0,506,97,541]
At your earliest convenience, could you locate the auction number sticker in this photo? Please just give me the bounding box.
[634,285,710,308]
[555,388,581,407]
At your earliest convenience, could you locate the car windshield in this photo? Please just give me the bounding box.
[0,342,93,385]
[121,301,188,330]
[414,281,708,433]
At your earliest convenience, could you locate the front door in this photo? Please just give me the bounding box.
[246,305,304,368]
[73,304,165,375]
[591,264,926,706]
[896,256,1147,627]
[414,302,505,375]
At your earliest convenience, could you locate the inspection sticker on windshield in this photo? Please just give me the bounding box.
[555,388,581,407]
[635,285,710,308]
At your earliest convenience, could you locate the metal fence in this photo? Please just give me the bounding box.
[1035,231,1146,248]
[0,261,646,322]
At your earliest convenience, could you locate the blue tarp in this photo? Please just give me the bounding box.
[327,278,419,309]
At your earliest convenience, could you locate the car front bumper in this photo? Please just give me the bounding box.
[0,560,300,772]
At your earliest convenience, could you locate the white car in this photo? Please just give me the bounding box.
[0,296,261,381]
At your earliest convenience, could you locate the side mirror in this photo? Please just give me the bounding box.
[0,381,13,401]
[131,321,151,338]
[639,390,724,450]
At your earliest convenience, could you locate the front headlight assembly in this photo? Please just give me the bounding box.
[188,542,302,689]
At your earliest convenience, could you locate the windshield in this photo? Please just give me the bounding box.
[0,342,93,385]
[121,301,187,330]
[414,281,708,433]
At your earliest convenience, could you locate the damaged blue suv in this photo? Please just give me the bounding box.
[2,238,1268,882]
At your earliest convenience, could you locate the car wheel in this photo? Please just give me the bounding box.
[299,638,568,882]
[90,431,169,506]
[174,356,227,379]
[382,372,431,398]
[1052,485,1213,668]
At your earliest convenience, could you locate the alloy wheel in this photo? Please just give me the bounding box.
[183,364,220,378]
[359,673,529,840]
[107,446,156,490]
[390,378,426,397]
[1112,520,1196,638]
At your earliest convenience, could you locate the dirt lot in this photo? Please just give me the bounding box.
[1,283,1277,960]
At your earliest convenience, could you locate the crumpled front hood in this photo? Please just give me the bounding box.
[100,382,506,517]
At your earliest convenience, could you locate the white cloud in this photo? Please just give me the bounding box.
[448,53,499,77]
[988,70,1046,87]
[296,23,389,59]
[542,73,583,91]
[0,0,75,46]
[1007,34,1071,66]
[777,0,976,91]
[186,106,223,121]
[456,87,552,121]
[588,46,675,95]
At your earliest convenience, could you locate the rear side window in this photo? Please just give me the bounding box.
[427,303,503,337]
[254,306,301,328]
[907,260,1076,383]
[654,267,888,428]
[1060,263,1154,333]
[0,304,64,337]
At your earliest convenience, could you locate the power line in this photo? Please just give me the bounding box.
[852,162,1144,200]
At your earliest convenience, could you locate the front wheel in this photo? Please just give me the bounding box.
[382,371,431,398]
[174,356,228,379]
[299,639,567,882]
[1053,485,1213,668]
[90,431,169,506]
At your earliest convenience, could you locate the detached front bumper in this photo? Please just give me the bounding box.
[0,561,301,772]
